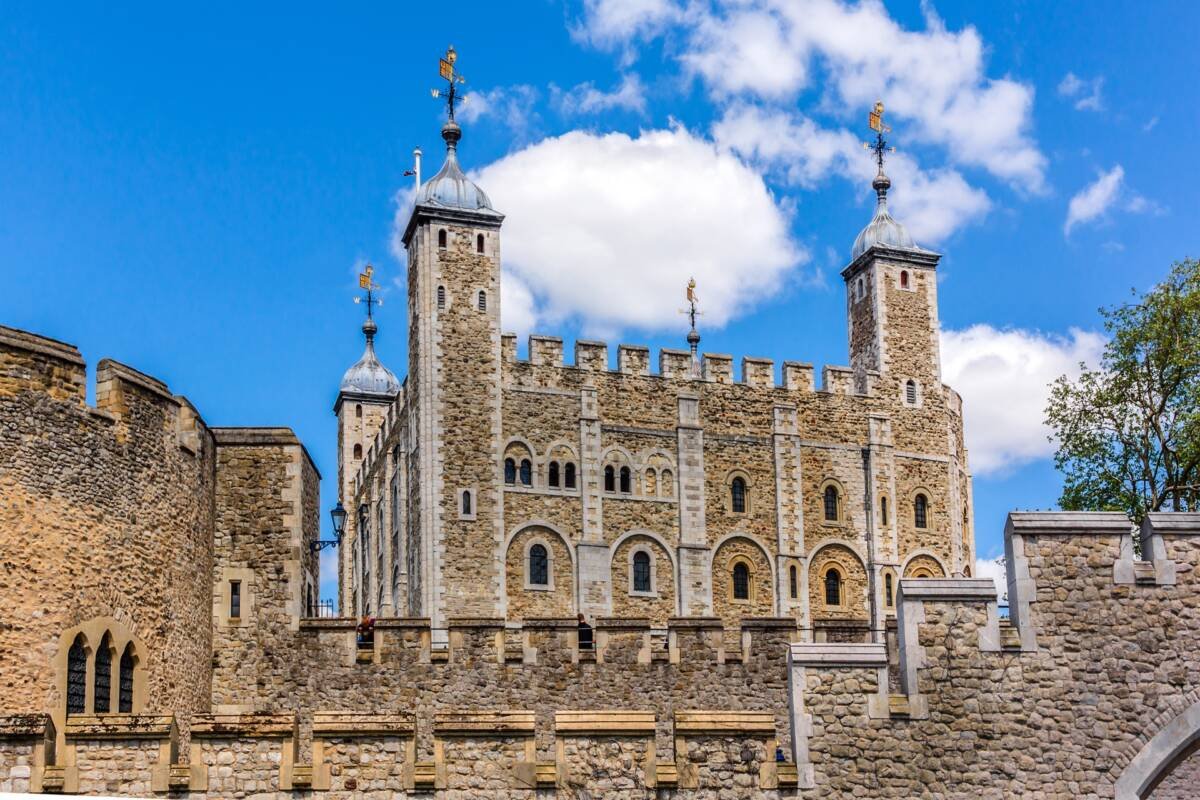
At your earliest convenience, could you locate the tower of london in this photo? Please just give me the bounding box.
[1,90,1199,799]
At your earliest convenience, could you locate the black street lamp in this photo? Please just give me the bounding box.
[311,501,348,553]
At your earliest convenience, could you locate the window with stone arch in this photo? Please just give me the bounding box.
[900,269,909,289]
[730,475,748,514]
[476,233,485,253]
[604,465,615,492]
[905,379,918,406]
[823,483,840,522]
[519,459,532,486]
[93,632,112,713]
[548,461,560,488]
[660,469,673,497]
[528,543,549,587]
[824,567,843,607]
[564,462,577,489]
[477,290,487,312]
[437,285,446,310]
[619,466,631,494]
[66,634,87,716]
[504,458,516,485]
[789,564,798,599]
[632,550,652,594]
[731,560,752,601]
[355,403,362,418]
[461,489,472,515]
[353,443,362,460]
[914,493,929,528]
[438,228,447,249]
[910,567,935,579]
[644,468,657,496]
[118,643,135,713]
[855,276,865,301]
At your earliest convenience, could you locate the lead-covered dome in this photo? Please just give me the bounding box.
[851,173,917,261]
[415,121,499,215]
[340,319,400,396]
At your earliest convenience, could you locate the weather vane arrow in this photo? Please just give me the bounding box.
[430,45,467,121]
[862,100,896,174]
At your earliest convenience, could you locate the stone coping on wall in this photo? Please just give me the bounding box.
[666,616,724,630]
[1143,512,1200,536]
[311,712,415,738]
[447,617,506,629]
[0,713,55,739]
[674,711,777,735]
[790,642,888,666]
[740,617,801,630]
[190,713,297,739]
[1006,510,1133,535]
[433,710,536,737]
[553,711,657,736]
[0,324,85,364]
[520,617,578,629]
[63,714,175,741]
[896,578,998,601]
[595,616,652,630]
[97,359,177,405]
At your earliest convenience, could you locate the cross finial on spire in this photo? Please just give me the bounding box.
[862,100,897,203]
[353,264,383,341]
[430,45,467,123]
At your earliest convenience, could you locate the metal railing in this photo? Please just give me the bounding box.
[305,600,336,618]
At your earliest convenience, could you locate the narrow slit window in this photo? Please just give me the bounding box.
[504,458,516,485]
[604,466,615,493]
[93,633,111,714]
[731,476,747,513]
[477,290,487,311]
[529,544,549,586]
[437,285,446,309]
[67,635,87,715]
[880,496,889,526]
[732,562,750,600]
[823,485,839,521]
[824,569,842,606]
[619,466,631,493]
[230,580,242,618]
[885,573,894,607]
[914,494,928,529]
[789,565,798,599]
[548,461,560,488]
[633,551,652,593]
[118,644,135,713]
[438,229,447,249]
[900,270,909,289]
[461,490,472,515]
[353,444,362,460]
[519,459,532,486]
[906,379,918,405]
[565,462,577,489]
[476,233,485,253]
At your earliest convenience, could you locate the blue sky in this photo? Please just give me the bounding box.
[2,1,1196,600]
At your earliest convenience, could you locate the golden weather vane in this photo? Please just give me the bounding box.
[863,100,896,174]
[354,264,383,320]
[680,278,703,331]
[430,45,467,121]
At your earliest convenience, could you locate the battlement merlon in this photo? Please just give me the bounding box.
[210,427,322,481]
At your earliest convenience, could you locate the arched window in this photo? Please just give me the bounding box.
[67,635,87,715]
[504,458,516,485]
[905,379,918,405]
[914,493,928,528]
[93,633,112,713]
[476,233,485,253]
[519,459,532,486]
[619,466,631,493]
[880,496,889,526]
[731,476,747,513]
[660,469,673,496]
[823,485,839,521]
[461,490,472,515]
[900,270,909,289]
[824,568,842,606]
[604,465,615,492]
[645,468,657,496]
[789,565,798,599]
[477,290,487,311]
[565,463,577,489]
[885,573,894,607]
[438,229,447,249]
[353,443,362,460]
[855,277,864,300]
[437,285,446,309]
[633,551,652,593]
[548,461,560,488]
[355,403,362,418]
[118,644,135,713]
[732,562,750,601]
[528,544,549,586]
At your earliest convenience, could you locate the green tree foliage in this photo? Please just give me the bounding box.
[1046,258,1200,522]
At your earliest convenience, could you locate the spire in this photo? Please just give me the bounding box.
[851,101,916,260]
[339,265,400,397]
[682,278,702,376]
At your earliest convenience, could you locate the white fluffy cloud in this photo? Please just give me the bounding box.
[1057,72,1104,112]
[581,0,1047,192]
[469,126,806,336]
[554,74,647,115]
[940,325,1105,476]
[714,104,990,245]
[1064,165,1124,235]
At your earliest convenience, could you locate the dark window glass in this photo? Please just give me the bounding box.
[823,486,839,521]
[604,466,615,492]
[476,233,485,253]
[731,477,747,513]
[230,580,242,618]
[462,491,472,515]
[353,444,362,460]
[519,459,532,486]
[789,565,798,599]
[881,496,888,526]
[900,270,909,288]
[633,551,652,592]
[885,573,894,607]
[119,645,134,713]
[438,229,447,248]
[548,461,560,487]
[67,635,87,715]
[93,634,111,713]
[732,562,750,600]
[504,458,516,485]
[529,544,549,586]
[355,403,362,418]
[619,466,631,493]
[915,494,928,528]
[565,463,576,489]
[824,570,841,606]
[906,380,917,405]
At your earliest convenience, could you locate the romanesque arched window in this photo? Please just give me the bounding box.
[885,572,894,607]
[477,290,487,312]
[565,463,577,489]
[548,461,560,488]
[355,403,362,418]
[645,468,657,496]
[519,459,532,486]
[504,458,516,485]
[461,490,472,515]
[93,632,112,713]
[353,443,362,460]
[528,544,549,586]
[633,551,652,593]
[660,469,673,497]
[437,285,446,309]
[118,643,135,713]
[604,465,615,492]
[67,634,87,716]
[732,561,750,601]
[731,476,747,513]
[900,270,909,289]
[823,485,839,521]
[476,233,485,253]
[789,565,798,599]
[914,493,928,528]
[438,229,447,249]
[905,379,918,405]
[824,568,842,606]
[619,466,631,493]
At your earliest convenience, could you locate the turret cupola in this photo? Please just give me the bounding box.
[339,315,400,397]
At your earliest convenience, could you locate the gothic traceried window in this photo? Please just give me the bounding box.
[529,544,549,586]
[519,459,532,486]
[93,633,112,713]
[915,493,929,528]
[823,485,839,521]
[732,562,750,601]
[565,462,577,489]
[824,568,842,606]
[633,551,652,593]
[619,466,631,494]
[731,476,747,513]
[67,635,87,715]
[548,461,560,488]
[118,644,135,713]
[504,458,516,485]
